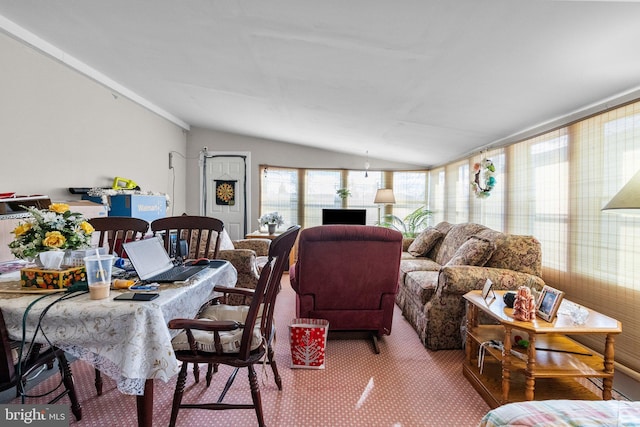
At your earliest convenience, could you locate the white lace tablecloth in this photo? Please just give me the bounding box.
[0,261,237,395]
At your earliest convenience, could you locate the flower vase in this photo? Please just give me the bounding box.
[268,223,277,234]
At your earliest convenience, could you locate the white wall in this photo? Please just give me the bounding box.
[0,32,187,212]
[186,127,424,223]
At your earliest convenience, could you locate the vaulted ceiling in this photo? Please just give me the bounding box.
[2,0,640,166]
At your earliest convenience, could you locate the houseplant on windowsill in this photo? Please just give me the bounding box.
[9,203,95,267]
[259,212,285,235]
[336,188,351,200]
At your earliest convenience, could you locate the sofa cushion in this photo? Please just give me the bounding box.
[172,304,262,353]
[408,227,444,256]
[483,233,542,276]
[400,257,441,273]
[426,221,455,259]
[434,223,489,265]
[445,236,495,267]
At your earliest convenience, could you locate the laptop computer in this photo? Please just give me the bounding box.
[122,237,208,283]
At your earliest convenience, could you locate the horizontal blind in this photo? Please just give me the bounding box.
[560,103,640,371]
[469,148,506,231]
[259,166,298,230]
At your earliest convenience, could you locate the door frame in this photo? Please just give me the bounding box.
[200,151,251,237]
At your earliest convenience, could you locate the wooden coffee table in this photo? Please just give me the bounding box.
[463,290,622,408]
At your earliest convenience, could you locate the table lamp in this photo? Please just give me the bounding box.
[602,169,640,213]
[374,188,396,224]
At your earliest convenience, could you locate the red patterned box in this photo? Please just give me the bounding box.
[289,318,329,369]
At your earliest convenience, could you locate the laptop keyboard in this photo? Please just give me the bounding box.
[150,265,205,282]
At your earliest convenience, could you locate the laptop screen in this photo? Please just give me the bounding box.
[123,237,174,280]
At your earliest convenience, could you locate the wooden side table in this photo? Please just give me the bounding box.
[463,290,621,408]
[245,230,282,240]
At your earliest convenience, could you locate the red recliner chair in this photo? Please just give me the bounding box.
[289,225,403,353]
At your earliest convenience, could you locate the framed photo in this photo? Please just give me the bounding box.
[535,285,564,321]
[481,279,495,302]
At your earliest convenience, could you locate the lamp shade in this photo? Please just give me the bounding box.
[374,189,396,204]
[602,169,640,212]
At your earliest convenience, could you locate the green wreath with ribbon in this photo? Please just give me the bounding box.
[471,159,496,199]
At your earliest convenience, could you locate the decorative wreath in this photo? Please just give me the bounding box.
[471,159,496,199]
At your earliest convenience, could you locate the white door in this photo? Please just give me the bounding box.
[201,152,250,240]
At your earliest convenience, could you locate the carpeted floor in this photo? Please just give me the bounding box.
[12,275,491,426]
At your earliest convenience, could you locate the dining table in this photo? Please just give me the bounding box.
[0,260,237,427]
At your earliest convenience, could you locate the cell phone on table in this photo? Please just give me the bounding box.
[113,292,159,301]
[129,283,159,291]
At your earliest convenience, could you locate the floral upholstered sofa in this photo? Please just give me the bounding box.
[396,221,545,351]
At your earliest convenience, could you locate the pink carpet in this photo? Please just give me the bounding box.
[15,276,491,426]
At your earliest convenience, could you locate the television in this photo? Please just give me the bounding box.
[322,209,367,225]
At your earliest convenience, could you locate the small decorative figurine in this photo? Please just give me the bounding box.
[512,286,536,321]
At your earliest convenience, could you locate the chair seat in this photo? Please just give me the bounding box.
[171,305,263,353]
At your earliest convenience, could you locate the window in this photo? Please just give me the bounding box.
[393,171,428,224]
[260,167,427,228]
[428,167,446,225]
[347,170,383,225]
[260,166,298,229]
[470,149,505,231]
[432,100,640,374]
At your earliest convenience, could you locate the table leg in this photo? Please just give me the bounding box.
[603,333,615,400]
[502,326,512,403]
[136,379,154,427]
[465,302,476,364]
[525,334,537,401]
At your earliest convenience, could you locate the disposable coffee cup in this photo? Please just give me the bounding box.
[84,254,114,300]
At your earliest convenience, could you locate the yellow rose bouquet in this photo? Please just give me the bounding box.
[8,203,95,260]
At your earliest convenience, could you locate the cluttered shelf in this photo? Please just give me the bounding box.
[0,194,51,216]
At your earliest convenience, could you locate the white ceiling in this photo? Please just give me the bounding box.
[2,0,640,167]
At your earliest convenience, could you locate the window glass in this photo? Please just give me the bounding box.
[259,167,298,230]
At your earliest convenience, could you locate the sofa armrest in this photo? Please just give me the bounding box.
[402,237,415,252]
[232,239,271,256]
[438,265,545,296]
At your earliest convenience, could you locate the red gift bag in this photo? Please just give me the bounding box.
[289,318,329,369]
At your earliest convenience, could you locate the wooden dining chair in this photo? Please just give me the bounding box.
[167,225,300,427]
[88,216,149,258]
[150,215,224,262]
[151,215,226,382]
[0,308,82,421]
[87,216,149,396]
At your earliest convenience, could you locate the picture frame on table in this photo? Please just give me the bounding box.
[535,285,564,321]
[481,279,495,302]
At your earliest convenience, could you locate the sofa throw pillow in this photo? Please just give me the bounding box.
[408,227,444,257]
[446,236,495,267]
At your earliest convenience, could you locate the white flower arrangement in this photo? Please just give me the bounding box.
[259,212,285,226]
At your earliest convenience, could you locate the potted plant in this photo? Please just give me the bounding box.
[336,188,351,199]
[379,205,432,237]
[259,211,285,234]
